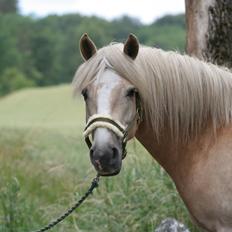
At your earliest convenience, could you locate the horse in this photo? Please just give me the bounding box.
[73,33,232,232]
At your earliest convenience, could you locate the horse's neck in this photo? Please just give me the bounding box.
[135,122,180,178]
[135,120,214,184]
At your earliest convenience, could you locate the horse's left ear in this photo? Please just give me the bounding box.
[79,33,97,61]
[123,34,139,60]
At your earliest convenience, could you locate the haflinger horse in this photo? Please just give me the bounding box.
[73,33,232,232]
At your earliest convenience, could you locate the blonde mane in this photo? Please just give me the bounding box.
[73,43,232,141]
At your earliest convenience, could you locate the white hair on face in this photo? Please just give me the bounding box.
[73,43,232,142]
[96,69,121,115]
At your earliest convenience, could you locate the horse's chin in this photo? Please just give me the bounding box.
[97,169,121,176]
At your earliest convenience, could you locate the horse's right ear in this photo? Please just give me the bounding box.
[79,33,97,61]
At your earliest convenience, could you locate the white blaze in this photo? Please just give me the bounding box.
[94,69,121,146]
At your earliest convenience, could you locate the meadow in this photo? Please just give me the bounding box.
[0,85,199,232]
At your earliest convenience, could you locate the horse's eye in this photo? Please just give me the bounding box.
[81,88,88,100]
[126,87,137,98]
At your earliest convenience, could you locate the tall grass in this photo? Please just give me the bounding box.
[0,128,199,232]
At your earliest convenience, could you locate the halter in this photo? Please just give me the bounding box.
[83,93,143,159]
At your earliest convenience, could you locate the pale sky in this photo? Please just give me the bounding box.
[19,0,185,24]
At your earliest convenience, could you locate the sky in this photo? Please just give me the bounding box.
[19,0,185,24]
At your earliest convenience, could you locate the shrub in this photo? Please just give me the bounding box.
[0,67,35,96]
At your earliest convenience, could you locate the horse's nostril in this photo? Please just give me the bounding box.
[112,147,119,160]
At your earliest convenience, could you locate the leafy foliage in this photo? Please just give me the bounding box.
[0,12,185,96]
[0,67,35,95]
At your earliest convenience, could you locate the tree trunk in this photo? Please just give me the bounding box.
[0,0,18,14]
[185,0,232,68]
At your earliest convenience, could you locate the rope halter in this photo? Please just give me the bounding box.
[83,114,128,159]
[83,92,143,160]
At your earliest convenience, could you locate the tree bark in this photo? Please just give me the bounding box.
[0,0,18,14]
[185,0,232,68]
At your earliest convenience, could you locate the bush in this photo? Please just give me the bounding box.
[0,67,35,96]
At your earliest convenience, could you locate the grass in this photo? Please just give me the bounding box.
[0,85,200,231]
[0,85,84,131]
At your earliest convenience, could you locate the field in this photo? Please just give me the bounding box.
[0,85,199,232]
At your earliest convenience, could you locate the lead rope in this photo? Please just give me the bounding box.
[32,174,100,232]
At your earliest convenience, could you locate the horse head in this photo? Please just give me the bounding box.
[79,34,142,176]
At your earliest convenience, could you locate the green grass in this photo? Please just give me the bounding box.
[0,85,200,231]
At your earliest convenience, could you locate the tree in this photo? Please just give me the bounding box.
[0,34,21,74]
[0,12,186,92]
[30,30,58,86]
[0,0,18,14]
[185,0,232,68]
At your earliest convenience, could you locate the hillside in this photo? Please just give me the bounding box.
[0,84,85,130]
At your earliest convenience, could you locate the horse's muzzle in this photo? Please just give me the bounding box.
[90,144,122,176]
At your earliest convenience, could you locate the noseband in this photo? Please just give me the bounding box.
[83,93,143,159]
